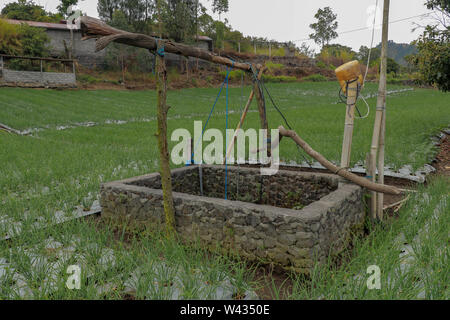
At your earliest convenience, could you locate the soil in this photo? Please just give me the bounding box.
[431,131,450,177]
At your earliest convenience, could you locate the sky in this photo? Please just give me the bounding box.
[0,0,437,52]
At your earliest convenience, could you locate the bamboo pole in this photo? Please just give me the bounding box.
[278,126,401,195]
[377,110,386,220]
[224,67,266,163]
[80,16,259,72]
[341,80,358,168]
[369,0,390,219]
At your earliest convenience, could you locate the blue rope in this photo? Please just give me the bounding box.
[190,63,234,166]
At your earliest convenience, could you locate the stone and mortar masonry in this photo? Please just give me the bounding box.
[0,69,76,88]
[100,166,365,273]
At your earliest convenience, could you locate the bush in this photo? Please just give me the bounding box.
[219,69,245,81]
[262,74,297,83]
[265,61,284,73]
[302,74,328,82]
[0,19,21,55]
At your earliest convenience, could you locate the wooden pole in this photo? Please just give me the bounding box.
[340,80,358,168]
[224,67,266,163]
[155,0,176,236]
[278,126,401,195]
[156,45,176,236]
[369,0,390,219]
[377,107,386,220]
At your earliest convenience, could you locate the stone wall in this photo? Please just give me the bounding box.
[0,69,76,87]
[100,166,365,273]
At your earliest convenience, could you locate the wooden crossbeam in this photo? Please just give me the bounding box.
[80,16,260,72]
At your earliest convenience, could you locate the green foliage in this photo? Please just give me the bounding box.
[1,0,62,22]
[318,44,355,68]
[386,57,400,75]
[161,0,203,42]
[57,0,79,18]
[302,74,328,82]
[409,0,450,91]
[0,19,50,58]
[0,19,21,55]
[357,45,381,66]
[265,61,284,73]
[17,22,50,57]
[261,74,297,83]
[210,0,229,16]
[97,0,154,34]
[218,69,244,81]
[309,7,338,48]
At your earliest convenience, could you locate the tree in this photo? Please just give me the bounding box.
[17,22,50,57]
[161,0,203,42]
[410,0,450,91]
[357,45,381,66]
[211,0,228,18]
[57,0,78,18]
[1,0,62,22]
[309,7,338,48]
[97,0,121,22]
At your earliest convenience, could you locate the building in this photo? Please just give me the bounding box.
[4,19,214,70]
[195,35,213,52]
[4,19,106,68]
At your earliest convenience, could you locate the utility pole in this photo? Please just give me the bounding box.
[369,0,390,220]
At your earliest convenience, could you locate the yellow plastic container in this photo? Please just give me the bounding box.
[335,60,363,94]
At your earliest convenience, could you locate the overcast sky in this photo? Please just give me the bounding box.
[1,0,436,51]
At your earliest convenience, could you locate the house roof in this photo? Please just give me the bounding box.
[4,19,79,31]
[196,35,213,42]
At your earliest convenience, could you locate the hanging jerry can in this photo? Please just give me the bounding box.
[335,60,363,94]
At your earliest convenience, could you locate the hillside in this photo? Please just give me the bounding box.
[376,40,418,66]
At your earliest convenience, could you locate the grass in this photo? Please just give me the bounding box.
[0,82,448,299]
[287,177,449,300]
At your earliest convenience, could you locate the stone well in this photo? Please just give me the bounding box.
[100,165,365,273]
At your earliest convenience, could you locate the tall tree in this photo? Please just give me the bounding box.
[57,0,78,18]
[97,0,121,22]
[211,0,228,19]
[1,0,62,22]
[162,0,203,42]
[309,6,338,48]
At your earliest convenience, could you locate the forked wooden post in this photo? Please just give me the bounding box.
[155,0,176,236]
[155,42,176,236]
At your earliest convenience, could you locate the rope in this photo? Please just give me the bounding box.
[259,78,313,167]
[191,67,233,162]
[156,39,165,57]
[363,0,379,87]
